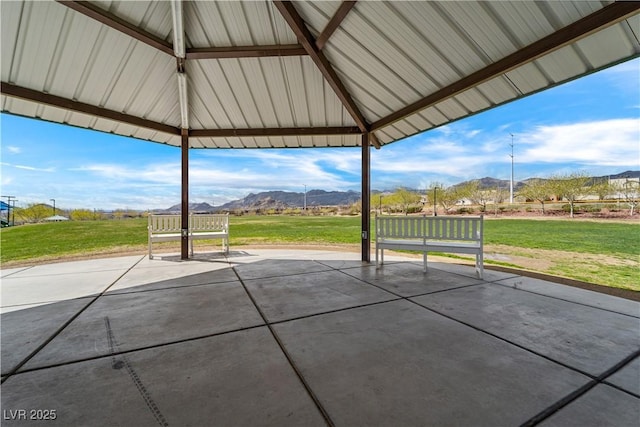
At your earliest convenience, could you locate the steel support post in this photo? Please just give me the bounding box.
[361,133,371,262]
[181,129,189,260]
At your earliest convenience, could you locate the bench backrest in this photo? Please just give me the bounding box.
[424,216,482,242]
[376,216,425,239]
[190,214,228,232]
[149,214,182,233]
[148,214,229,233]
[376,215,483,242]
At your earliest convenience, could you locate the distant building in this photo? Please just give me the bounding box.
[609,171,640,187]
[44,215,69,222]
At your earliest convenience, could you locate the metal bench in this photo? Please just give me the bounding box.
[375,215,483,278]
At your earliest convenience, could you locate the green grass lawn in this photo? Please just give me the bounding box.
[483,218,638,257]
[1,215,638,290]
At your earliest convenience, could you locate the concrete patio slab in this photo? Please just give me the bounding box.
[1,327,326,426]
[343,261,483,297]
[243,269,397,322]
[234,258,333,280]
[22,280,264,370]
[1,270,131,308]
[1,297,93,375]
[2,250,638,426]
[4,255,143,276]
[496,275,640,318]
[107,261,237,294]
[0,266,31,278]
[412,284,640,376]
[429,261,520,281]
[605,357,640,396]
[539,384,640,426]
[273,299,591,426]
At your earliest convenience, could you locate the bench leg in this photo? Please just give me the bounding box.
[423,251,427,273]
[148,239,153,260]
[225,238,229,254]
[477,253,484,279]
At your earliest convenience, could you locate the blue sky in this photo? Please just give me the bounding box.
[1,58,639,211]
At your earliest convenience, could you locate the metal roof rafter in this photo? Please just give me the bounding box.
[56,1,174,56]
[371,1,640,132]
[316,1,357,50]
[274,0,377,149]
[190,127,361,138]
[1,83,361,139]
[58,1,308,60]
[1,82,181,135]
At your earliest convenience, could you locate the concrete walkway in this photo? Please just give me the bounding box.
[1,249,638,426]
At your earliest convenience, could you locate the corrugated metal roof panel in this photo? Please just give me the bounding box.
[389,2,487,78]
[189,55,354,130]
[436,1,517,64]
[108,1,172,41]
[2,95,180,147]
[0,1,23,83]
[576,23,640,68]
[187,0,298,48]
[454,88,493,114]
[545,1,606,27]
[2,0,182,129]
[1,1,638,151]
[295,1,340,37]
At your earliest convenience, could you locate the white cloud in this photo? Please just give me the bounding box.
[519,118,640,166]
[369,117,640,190]
[75,163,180,183]
[7,146,21,154]
[0,162,55,172]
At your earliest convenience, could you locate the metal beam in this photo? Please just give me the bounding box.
[190,126,361,138]
[181,129,189,260]
[369,132,381,150]
[56,1,174,56]
[371,1,640,132]
[274,1,370,133]
[186,44,307,60]
[361,133,370,262]
[316,1,357,50]
[1,82,180,136]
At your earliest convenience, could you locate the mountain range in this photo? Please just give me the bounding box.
[155,170,639,213]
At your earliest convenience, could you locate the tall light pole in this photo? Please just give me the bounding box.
[50,198,56,216]
[509,134,515,204]
[433,186,438,217]
[303,184,307,212]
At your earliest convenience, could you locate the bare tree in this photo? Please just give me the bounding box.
[467,181,492,213]
[16,203,51,223]
[493,185,509,216]
[549,172,591,218]
[518,178,551,214]
[70,209,105,220]
[615,179,639,216]
[590,177,613,201]
[393,187,421,215]
[426,182,445,214]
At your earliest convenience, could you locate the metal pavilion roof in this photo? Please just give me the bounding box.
[2,0,639,150]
